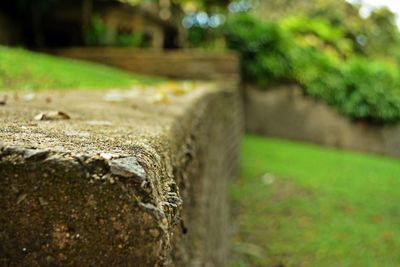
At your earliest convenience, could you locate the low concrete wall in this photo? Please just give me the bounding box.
[0,83,243,266]
[43,48,240,85]
[245,84,400,157]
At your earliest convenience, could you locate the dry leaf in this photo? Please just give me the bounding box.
[0,94,7,106]
[34,111,71,121]
[150,92,169,104]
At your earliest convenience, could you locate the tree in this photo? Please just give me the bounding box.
[251,0,400,59]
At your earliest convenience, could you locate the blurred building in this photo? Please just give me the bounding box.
[0,0,185,49]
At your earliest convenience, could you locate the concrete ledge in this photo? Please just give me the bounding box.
[0,84,242,266]
[245,84,400,158]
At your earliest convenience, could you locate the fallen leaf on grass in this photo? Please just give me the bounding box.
[34,111,71,121]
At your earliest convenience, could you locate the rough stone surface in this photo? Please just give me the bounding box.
[245,84,400,157]
[109,157,147,179]
[0,84,242,266]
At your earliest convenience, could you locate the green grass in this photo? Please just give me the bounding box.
[0,45,163,90]
[231,135,400,267]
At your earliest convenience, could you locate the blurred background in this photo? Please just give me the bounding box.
[2,0,400,266]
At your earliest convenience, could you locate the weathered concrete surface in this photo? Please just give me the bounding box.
[0,83,242,266]
[245,84,400,157]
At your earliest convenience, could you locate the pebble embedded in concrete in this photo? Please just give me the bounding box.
[109,157,147,180]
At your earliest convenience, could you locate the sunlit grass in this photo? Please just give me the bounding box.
[0,45,163,91]
[231,135,400,267]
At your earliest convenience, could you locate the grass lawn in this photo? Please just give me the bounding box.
[0,45,163,90]
[231,135,400,267]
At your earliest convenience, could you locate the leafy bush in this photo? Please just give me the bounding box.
[224,14,400,123]
[340,59,400,122]
[281,16,354,58]
[114,33,145,47]
[85,16,145,47]
[84,16,108,46]
[224,14,292,85]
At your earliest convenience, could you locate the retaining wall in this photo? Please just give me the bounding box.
[245,84,400,157]
[43,48,240,86]
[0,81,242,265]
[40,48,400,158]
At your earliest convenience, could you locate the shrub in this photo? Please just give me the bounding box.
[224,14,400,123]
[340,59,400,122]
[289,45,346,104]
[85,16,146,47]
[281,16,354,59]
[224,13,292,85]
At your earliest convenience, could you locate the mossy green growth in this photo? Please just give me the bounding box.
[231,135,400,267]
[0,45,164,91]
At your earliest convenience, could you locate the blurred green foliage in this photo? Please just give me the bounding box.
[225,13,400,123]
[187,25,226,49]
[252,0,400,59]
[84,16,108,46]
[224,14,291,84]
[84,16,146,47]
